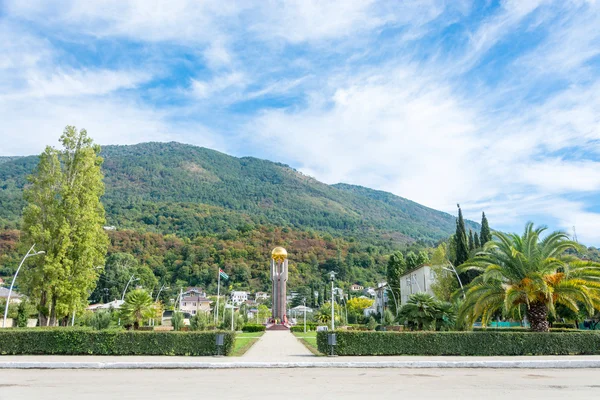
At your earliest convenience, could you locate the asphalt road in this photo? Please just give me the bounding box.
[1,369,599,399]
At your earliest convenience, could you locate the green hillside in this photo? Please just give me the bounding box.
[0,141,475,242]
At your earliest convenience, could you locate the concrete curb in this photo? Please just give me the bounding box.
[2,360,600,369]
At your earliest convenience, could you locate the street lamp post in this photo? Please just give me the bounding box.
[343,294,348,325]
[121,274,139,301]
[118,274,139,326]
[303,297,307,333]
[329,271,336,331]
[442,263,465,299]
[2,244,45,328]
[155,283,170,302]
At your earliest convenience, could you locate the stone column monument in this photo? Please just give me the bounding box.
[270,247,288,324]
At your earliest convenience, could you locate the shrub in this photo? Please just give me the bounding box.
[473,327,580,333]
[242,324,266,332]
[0,329,235,356]
[366,316,377,330]
[190,313,208,331]
[171,312,184,331]
[90,310,112,330]
[553,322,577,329]
[16,301,29,328]
[398,293,456,331]
[316,331,600,356]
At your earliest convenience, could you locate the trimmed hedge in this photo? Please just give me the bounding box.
[290,323,319,332]
[317,331,600,356]
[242,324,266,332]
[473,327,581,333]
[0,328,235,356]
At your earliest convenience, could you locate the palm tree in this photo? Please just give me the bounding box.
[398,293,438,330]
[458,223,600,332]
[120,289,154,329]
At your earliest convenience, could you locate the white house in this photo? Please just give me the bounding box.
[179,294,212,316]
[254,292,269,301]
[363,287,376,297]
[86,299,124,311]
[230,291,248,305]
[182,287,206,297]
[363,283,389,317]
[350,284,364,292]
[0,287,23,304]
[399,265,437,305]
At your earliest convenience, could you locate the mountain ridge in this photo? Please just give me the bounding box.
[0,141,477,243]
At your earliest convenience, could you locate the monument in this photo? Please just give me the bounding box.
[270,247,289,325]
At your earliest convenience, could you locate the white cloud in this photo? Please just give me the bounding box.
[245,54,600,243]
[190,72,247,99]
[247,66,484,210]
[9,69,152,99]
[0,95,224,156]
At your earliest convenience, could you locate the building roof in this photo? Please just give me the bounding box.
[181,296,212,303]
[0,287,22,298]
[400,264,431,277]
[86,299,124,311]
[291,305,313,312]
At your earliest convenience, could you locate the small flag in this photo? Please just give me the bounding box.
[219,269,229,280]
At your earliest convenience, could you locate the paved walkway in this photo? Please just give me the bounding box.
[242,331,314,361]
[4,369,600,399]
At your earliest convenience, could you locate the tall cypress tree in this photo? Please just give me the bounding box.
[386,252,405,315]
[480,212,492,245]
[468,229,475,251]
[454,204,469,266]
[474,232,481,249]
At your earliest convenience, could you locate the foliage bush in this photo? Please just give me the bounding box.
[290,323,318,332]
[189,313,209,331]
[473,327,582,333]
[398,293,455,331]
[242,324,266,332]
[171,312,184,331]
[316,331,600,356]
[366,316,377,330]
[89,310,112,330]
[0,328,235,356]
[552,322,577,329]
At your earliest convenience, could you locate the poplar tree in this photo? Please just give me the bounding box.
[454,205,469,266]
[386,252,405,315]
[22,126,108,326]
[480,212,492,245]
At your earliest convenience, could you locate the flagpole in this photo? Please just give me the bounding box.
[216,269,221,325]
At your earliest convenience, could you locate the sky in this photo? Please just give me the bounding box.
[1,0,599,245]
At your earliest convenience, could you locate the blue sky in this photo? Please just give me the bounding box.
[1,1,600,245]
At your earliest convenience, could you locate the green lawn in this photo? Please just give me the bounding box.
[292,331,320,355]
[230,332,263,357]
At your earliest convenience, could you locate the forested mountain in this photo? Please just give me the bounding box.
[0,142,476,240]
[0,142,478,297]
